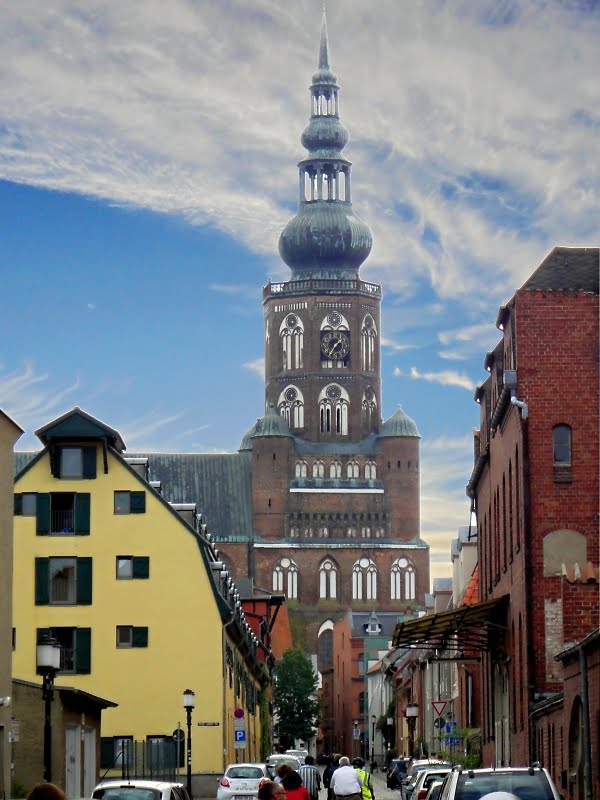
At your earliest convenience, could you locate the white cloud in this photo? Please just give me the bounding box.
[380,336,418,352]
[242,357,265,379]
[394,366,476,391]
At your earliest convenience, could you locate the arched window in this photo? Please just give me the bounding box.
[362,386,377,427]
[319,384,349,434]
[347,460,359,478]
[319,559,338,599]
[553,424,572,465]
[280,314,304,370]
[317,620,334,669]
[273,557,298,599]
[391,557,416,600]
[361,315,377,371]
[320,312,350,369]
[352,558,377,600]
[347,526,357,538]
[318,525,329,538]
[278,386,304,429]
[312,460,325,478]
[329,460,342,478]
[361,526,371,538]
[295,460,307,478]
[365,460,377,479]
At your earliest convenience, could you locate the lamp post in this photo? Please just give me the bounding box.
[371,715,376,764]
[405,703,419,758]
[353,719,359,759]
[183,689,196,797]
[36,635,61,782]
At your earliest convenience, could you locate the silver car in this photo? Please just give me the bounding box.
[216,763,270,800]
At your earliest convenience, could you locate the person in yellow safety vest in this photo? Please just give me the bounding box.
[351,758,374,800]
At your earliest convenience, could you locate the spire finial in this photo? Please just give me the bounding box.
[319,4,330,69]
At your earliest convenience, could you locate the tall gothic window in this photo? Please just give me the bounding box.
[312,460,325,478]
[295,460,307,478]
[319,384,349,435]
[319,559,338,599]
[365,460,377,479]
[272,557,298,599]
[278,386,304,429]
[361,315,377,371]
[390,557,416,600]
[362,386,377,428]
[347,460,359,478]
[280,313,304,371]
[352,558,377,600]
[329,460,342,478]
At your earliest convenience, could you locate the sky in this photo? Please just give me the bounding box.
[1,0,599,586]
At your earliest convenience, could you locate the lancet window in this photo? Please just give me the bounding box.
[272,556,298,599]
[280,313,304,370]
[278,385,304,429]
[347,460,359,478]
[329,460,342,478]
[319,384,349,434]
[312,460,325,478]
[361,315,377,371]
[352,558,377,600]
[365,461,377,479]
[295,460,308,478]
[390,557,416,600]
[319,559,338,599]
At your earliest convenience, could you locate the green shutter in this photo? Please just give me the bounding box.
[75,627,91,673]
[130,491,146,514]
[35,558,49,605]
[132,627,148,648]
[132,557,150,579]
[82,447,97,479]
[36,494,50,534]
[14,494,22,515]
[76,558,93,604]
[100,737,115,769]
[75,493,91,535]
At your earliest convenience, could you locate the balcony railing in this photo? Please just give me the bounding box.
[51,510,74,534]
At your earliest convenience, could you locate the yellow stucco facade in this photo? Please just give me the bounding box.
[12,409,265,781]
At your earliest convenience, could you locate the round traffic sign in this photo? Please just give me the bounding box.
[234,708,244,719]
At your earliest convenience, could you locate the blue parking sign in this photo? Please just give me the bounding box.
[234,729,246,743]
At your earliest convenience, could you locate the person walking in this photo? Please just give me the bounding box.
[330,756,362,800]
[299,755,322,800]
[281,770,311,800]
[323,755,337,800]
[352,758,374,800]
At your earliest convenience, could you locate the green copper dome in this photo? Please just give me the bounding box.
[379,407,420,438]
[251,406,293,440]
[239,420,259,451]
[278,9,372,280]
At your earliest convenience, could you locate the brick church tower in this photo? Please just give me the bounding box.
[219,13,430,649]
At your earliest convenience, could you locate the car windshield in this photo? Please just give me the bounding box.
[92,789,161,800]
[227,767,264,779]
[456,771,554,799]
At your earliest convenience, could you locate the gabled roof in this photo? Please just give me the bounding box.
[392,594,508,653]
[520,247,599,293]
[35,407,125,451]
[462,567,479,606]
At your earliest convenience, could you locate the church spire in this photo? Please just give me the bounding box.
[277,11,373,281]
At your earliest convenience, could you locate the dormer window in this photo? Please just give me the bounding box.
[57,446,97,479]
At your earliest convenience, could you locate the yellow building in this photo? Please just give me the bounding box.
[13,407,268,794]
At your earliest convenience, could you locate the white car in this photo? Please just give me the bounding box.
[437,765,563,800]
[92,779,191,800]
[285,749,308,765]
[216,762,270,800]
[266,754,302,779]
[411,767,452,800]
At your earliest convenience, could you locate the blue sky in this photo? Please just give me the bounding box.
[1,0,599,583]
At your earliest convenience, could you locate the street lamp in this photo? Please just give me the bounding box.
[353,719,359,759]
[182,689,196,796]
[405,703,419,758]
[36,635,61,782]
[371,715,376,764]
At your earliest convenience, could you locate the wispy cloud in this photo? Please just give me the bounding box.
[393,366,476,391]
[380,336,419,352]
[242,357,265,379]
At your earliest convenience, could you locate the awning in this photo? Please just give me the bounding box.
[392,595,509,653]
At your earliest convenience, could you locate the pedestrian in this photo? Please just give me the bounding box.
[299,754,322,800]
[330,756,362,800]
[323,756,336,800]
[352,758,374,800]
[275,764,294,784]
[281,770,311,800]
[258,781,287,800]
[27,786,67,800]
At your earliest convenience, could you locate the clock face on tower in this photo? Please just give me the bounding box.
[321,330,350,360]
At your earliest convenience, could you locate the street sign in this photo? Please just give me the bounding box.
[353,727,360,739]
[198,722,220,727]
[234,708,245,719]
[431,701,447,718]
[433,717,445,729]
[234,729,246,749]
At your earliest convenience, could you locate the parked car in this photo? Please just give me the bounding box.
[285,749,308,765]
[92,779,191,800]
[411,767,452,800]
[266,754,302,779]
[437,765,563,800]
[424,781,444,800]
[217,763,270,800]
[404,761,451,800]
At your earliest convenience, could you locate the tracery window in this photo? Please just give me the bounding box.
[352,557,377,600]
[319,384,349,435]
[320,312,350,369]
[278,385,304,429]
[347,460,359,478]
[365,460,377,479]
[362,386,377,427]
[319,558,338,599]
[329,460,342,478]
[280,314,304,371]
[295,460,307,478]
[312,460,325,478]
[361,315,377,371]
[390,557,416,600]
[272,557,298,599]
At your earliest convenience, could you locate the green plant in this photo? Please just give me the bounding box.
[11,781,27,798]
